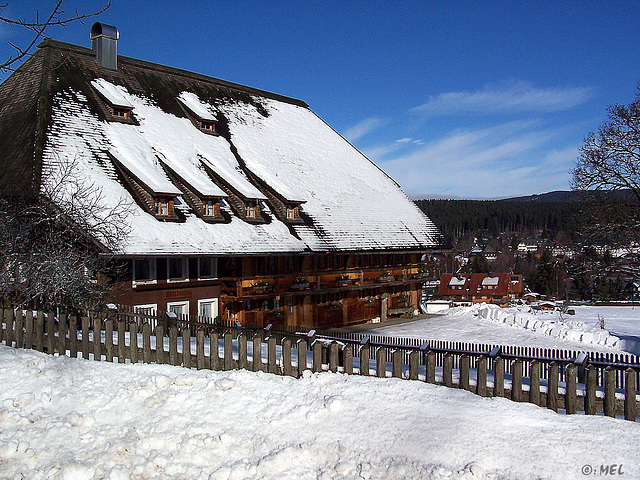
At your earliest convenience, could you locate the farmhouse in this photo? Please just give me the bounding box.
[0,24,444,328]
[438,273,523,305]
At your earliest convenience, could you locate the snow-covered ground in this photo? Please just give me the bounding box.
[363,304,640,356]
[1,345,639,480]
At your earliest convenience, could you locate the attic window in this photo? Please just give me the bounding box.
[203,199,220,218]
[199,120,216,133]
[155,197,174,217]
[113,106,132,118]
[246,201,260,220]
[286,205,299,221]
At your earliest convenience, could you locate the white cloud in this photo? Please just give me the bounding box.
[412,81,593,117]
[396,137,412,143]
[343,117,386,142]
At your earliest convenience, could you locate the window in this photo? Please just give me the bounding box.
[167,257,188,282]
[198,298,219,319]
[244,300,252,311]
[198,257,217,279]
[287,298,294,314]
[246,201,260,219]
[200,120,215,132]
[113,107,132,118]
[167,301,189,318]
[203,199,218,217]
[273,298,281,310]
[133,258,156,285]
[262,300,269,311]
[155,198,169,216]
[286,205,298,221]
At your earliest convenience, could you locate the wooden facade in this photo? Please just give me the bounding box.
[117,252,428,328]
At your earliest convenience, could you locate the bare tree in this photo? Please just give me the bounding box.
[0,0,111,73]
[0,156,131,311]
[572,84,640,258]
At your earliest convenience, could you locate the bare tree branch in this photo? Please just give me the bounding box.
[0,1,111,73]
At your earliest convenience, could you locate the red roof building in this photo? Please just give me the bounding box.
[438,273,523,305]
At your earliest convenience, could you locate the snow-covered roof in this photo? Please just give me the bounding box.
[7,39,444,256]
[449,277,466,287]
[481,277,500,287]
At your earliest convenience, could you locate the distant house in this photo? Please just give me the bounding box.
[468,244,498,262]
[0,23,444,328]
[438,273,523,305]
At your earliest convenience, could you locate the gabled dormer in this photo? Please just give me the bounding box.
[159,160,227,223]
[108,152,181,221]
[240,167,305,224]
[177,91,219,135]
[91,78,136,124]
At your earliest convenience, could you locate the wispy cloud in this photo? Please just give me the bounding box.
[343,117,386,142]
[411,81,594,117]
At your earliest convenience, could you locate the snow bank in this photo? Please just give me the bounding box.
[1,345,639,480]
[460,304,640,355]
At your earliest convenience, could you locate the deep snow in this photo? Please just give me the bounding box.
[1,345,639,480]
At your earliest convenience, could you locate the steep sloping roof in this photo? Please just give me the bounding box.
[0,39,444,255]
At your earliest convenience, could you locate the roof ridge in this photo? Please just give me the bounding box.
[37,38,309,108]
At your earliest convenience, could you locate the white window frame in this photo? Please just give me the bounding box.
[167,300,189,318]
[133,303,157,326]
[167,257,189,283]
[132,258,157,287]
[198,257,218,280]
[198,298,219,320]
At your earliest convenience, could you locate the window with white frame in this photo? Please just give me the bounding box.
[167,301,189,318]
[198,257,217,279]
[133,258,156,285]
[167,257,188,282]
[198,298,219,319]
[203,199,218,217]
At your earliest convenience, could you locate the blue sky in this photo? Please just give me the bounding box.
[2,1,639,199]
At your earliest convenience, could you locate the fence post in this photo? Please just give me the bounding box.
[604,367,616,418]
[36,311,44,352]
[547,362,559,413]
[168,326,178,366]
[182,328,191,368]
[566,364,577,415]
[253,335,263,372]
[46,311,55,355]
[443,353,453,387]
[5,309,14,347]
[15,310,24,349]
[459,355,469,390]
[409,351,419,380]
[196,330,205,370]
[209,332,220,370]
[392,350,402,379]
[313,341,323,373]
[155,325,165,365]
[329,341,339,373]
[529,360,541,406]
[360,340,370,376]
[223,332,233,371]
[494,357,504,397]
[25,310,34,350]
[0,309,4,344]
[68,315,77,358]
[104,319,114,362]
[81,316,90,360]
[624,368,637,421]
[585,366,597,415]
[376,347,386,378]
[344,344,354,375]
[130,323,138,364]
[268,336,277,374]
[143,324,151,364]
[476,356,487,397]
[238,333,248,370]
[57,313,66,356]
[297,339,307,376]
[426,351,436,384]
[282,337,293,376]
[511,360,523,402]
[92,316,101,361]
[117,320,126,363]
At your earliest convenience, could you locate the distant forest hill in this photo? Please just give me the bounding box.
[414,191,591,240]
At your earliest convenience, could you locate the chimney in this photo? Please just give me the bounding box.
[90,22,119,70]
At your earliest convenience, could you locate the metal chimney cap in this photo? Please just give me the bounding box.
[90,22,119,40]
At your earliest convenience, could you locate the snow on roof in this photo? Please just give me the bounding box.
[91,78,133,108]
[481,277,500,287]
[177,91,216,121]
[449,277,466,287]
[41,76,441,255]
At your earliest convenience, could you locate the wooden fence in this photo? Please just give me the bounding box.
[1,307,638,422]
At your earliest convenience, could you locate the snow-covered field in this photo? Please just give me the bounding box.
[1,345,639,480]
[364,304,640,355]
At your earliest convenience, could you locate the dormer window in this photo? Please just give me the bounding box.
[199,120,216,133]
[155,197,174,217]
[113,106,132,119]
[246,201,260,220]
[286,205,299,221]
[203,199,220,218]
